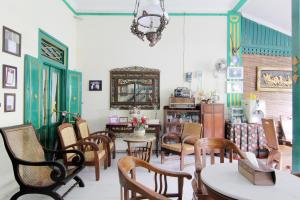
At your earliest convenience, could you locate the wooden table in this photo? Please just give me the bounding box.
[123,135,156,163]
[201,163,300,200]
[106,123,161,157]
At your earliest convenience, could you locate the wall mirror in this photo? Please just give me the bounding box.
[110,66,160,109]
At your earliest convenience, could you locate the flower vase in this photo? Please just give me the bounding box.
[134,127,146,137]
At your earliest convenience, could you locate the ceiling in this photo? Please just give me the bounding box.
[66,0,291,35]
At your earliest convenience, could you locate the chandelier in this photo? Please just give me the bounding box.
[131,0,169,47]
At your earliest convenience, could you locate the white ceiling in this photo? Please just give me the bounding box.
[67,0,291,35]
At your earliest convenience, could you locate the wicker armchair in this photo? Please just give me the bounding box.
[75,118,116,166]
[0,124,85,200]
[192,138,245,200]
[118,156,192,200]
[161,122,203,170]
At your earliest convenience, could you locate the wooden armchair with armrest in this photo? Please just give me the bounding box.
[57,123,109,181]
[161,122,203,170]
[262,118,292,170]
[0,124,85,200]
[118,156,192,200]
[192,138,246,200]
[75,118,116,166]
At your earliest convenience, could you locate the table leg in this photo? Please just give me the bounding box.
[127,142,131,156]
[156,131,159,157]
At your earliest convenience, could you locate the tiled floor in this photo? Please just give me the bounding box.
[4,153,197,200]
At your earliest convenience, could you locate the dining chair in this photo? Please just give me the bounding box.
[262,118,292,170]
[75,118,116,166]
[57,123,109,181]
[161,122,203,170]
[192,138,246,200]
[118,156,192,200]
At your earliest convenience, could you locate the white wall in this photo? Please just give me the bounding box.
[0,0,77,198]
[76,16,227,132]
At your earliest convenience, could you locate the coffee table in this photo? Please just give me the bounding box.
[123,135,156,163]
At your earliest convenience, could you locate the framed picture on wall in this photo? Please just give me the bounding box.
[89,80,102,91]
[3,65,17,89]
[4,93,16,112]
[227,67,243,79]
[227,81,243,93]
[2,26,21,57]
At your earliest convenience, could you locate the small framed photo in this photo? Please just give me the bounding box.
[227,81,243,93]
[227,67,243,80]
[2,26,21,57]
[109,115,119,124]
[89,80,102,91]
[3,65,17,89]
[119,117,128,123]
[4,93,16,112]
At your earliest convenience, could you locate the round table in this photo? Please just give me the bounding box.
[123,135,156,163]
[201,163,300,200]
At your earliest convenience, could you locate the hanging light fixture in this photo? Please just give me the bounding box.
[131,0,169,47]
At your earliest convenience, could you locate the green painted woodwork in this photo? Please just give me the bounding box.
[66,70,82,123]
[38,29,68,70]
[227,11,243,107]
[241,17,292,57]
[232,0,248,12]
[292,0,300,172]
[24,55,43,129]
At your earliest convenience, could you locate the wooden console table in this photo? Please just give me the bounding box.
[106,123,161,157]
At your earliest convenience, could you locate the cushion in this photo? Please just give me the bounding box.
[161,143,194,152]
[84,150,105,162]
[78,122,90,139]
[181,123,202,144]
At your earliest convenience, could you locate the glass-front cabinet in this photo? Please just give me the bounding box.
[110,66,160,109]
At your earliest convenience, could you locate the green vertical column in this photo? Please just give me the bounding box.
[227,11,243,108]
[292,0,300,172]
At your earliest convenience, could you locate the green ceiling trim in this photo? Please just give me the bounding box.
[232,0,248,12]
[62,0,227,17]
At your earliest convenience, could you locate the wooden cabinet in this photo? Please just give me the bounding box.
[201,104,224,138]
[163,106,201,134]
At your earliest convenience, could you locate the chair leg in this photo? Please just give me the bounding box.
[96,160,100,181]
[104,156,108,169]
[113,143,116,159]
[161,150,165,164]
[74,176,85,187]
[180,151,184,171]
[10,190,24,200]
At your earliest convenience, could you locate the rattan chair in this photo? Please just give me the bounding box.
[161,122,203,170]
[57,123,109,181]
[262,118,292,170]
[75,118,116,166]
[118,156,192,200]
[192,138,246,200]
[0,124,85,200]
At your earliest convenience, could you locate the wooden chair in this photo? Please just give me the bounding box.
[75,118,116,166]
[118,156,192,200]
[0,124,85,200]
[280,115,292,146]
[192,138,246,200]
[161,122,203,170]
[57,123,109,181]
[262,118,292,170]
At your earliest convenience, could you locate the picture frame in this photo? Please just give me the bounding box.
[3,65,17,89]
[89,80,102,91]
[109,115,119,124]
[2,26,21,57]
[119,117,128,123]
[257,66,292,92]
[227,81,243,93]
[227,67,243,80]
[4,93,16,112]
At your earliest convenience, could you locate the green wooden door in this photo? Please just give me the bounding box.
[66,70,82,123]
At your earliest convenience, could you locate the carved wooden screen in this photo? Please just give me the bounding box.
[110,66,160,109]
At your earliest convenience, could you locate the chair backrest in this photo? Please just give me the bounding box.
[76,119,90,139]
[262,118,279,150]
[118,156,169,200]
[57,123,78,149]
[280,115,292,142]
[195,138,245,168]
[181,122,203,144]
[0,124,54,187]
